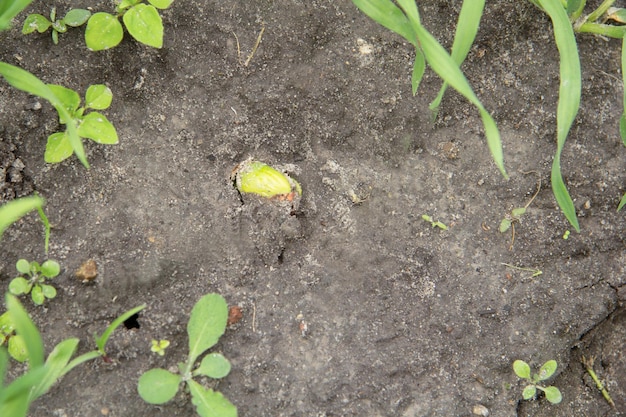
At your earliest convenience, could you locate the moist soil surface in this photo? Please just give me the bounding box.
[1,1,626,416]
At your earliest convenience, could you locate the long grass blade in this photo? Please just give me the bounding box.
[538,0,581,231]
[620,34,626,145]
[351,0,417,46]
[429,0,486,114]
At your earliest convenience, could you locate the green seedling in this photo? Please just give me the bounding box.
[499,174,541,250]
[0,0,34,30]
[138,293,237,417]
[351,0,506,179]
[421,214,448,230]
[513,359,563,404]
[0,195,44,239]
[581,355,615,408]
[35,196,51,255]
[22,7,91,44]
[0,311,27,362]
[9,259,60,305]
[150,339,170,356]
[501,263,543,278]
[44,83,118,163]
[0,294,145,417]
[85,0,173,51]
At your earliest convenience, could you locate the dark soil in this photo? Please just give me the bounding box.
[1,1,625,416]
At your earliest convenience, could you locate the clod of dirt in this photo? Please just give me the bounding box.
[227,305,243,326]
[75,259,98,283]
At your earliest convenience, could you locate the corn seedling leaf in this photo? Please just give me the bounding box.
[0,0,33,31]
[85,13,123,51]
[351,0,417,47]
[618,192,626,211]
[621,35,626,146]
[0,196,44,238]
[137,368,181,404]
[188,379,238,417]
[29,338,79,401]
[411,49,425,96]
[123,4,163,48]
[6,294,44,367]
[187,294,228,364]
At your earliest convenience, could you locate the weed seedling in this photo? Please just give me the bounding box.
[85,0,173,51]
[501,263,542,278]
[9,259,60,305]
[22,7,91,44]
[513,359,562,404]
[581,355,615,408]
[150,339,170,356]
[0,311,27,362]
[138,293,237,417]
[499,173,541,250]
[421,214,448,230]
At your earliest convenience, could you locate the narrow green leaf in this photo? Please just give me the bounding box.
[45,132,74,164]
[537,0,581,231]
[513,360,531,379]
[411,48,425,96]
[351,0,417,47]
[85,84,113,110]
[0,366,47,417]
[621,35,626,145]
[137,368,181,404]
[194,353,231,379]
[85,13,123,51]
[618,192,626,211]
[29,338,79,400]
[46,84,80,121]
[63,9,91,27]
[543,385,563,404]
[21,14,51,34]
[123,4,163,48]
[187,294,228,364]
[6,294,44,367]
[94,304,145,354]
[78,112,118,144]
[566,0,584,18]
[0,196,44,238]
[187,379,238,417]
[0,0,34,31]
[430,0,486,112]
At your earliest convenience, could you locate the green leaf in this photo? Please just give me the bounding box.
[513,360,531,379]
[29,338,79,401]
[0,196,44,239]
[40,260,60,278]
[9,278,31,295]
[543,385,563,404]
[94,304,146,354]
[566,0,584,18]
[31,286,44,305]
[194,353,231,379]
[123,4,164,48]
[148,0,174,9]
[499,218,511,233]
[0,0,34,31]
[85,84,113,110]
[187,294,228,364]
[187,379,238,417]
[0,311,15,335]
[511,207,527,218]
[22,14,51,34]
[47,84,80,122]
[6,294,44,367]
[16,259,31,275]
[351,0,417,47]
[411,49,425,96]
[537,0,581,232]
[538,359,558,381]
[63,9,91,27]
[0,365,47,417]
[85,13,124,51]
[45,132,74,164]
[78,112,119,144]
[621,35,626,146]
[618,192,626,212]
[522,384,537,400]
[8,335,28,362]
[40,284,57,300]
[608,8,626,24]
[0,63,88,167]
[137,368,181,404]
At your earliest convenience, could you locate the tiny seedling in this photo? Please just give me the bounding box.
[499,173,541,250]
[513,359,562,404]
[138,293,237,417]
[150,339,170,356]
[501,263,542,278]
[22,7,91,44]
[44,83,118,163]
[421,214,448,230]
[85,0,173,51]
[581,355,615,408]
[9,259,60,305]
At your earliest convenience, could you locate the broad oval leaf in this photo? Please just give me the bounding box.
[195,353,231,379]
[522,384,536,400]
[22,14,51,34]
[6,293,44,367]
[9,277,30,295]
[187,294,228,364]
[8,334,28,362]
[543,386,562,404]
[31,285,44,305]
[16,259,31,274]
[85,84,113,110]
[538,359,557,381]
[78,112,119,144]
[187,379,238,417]
[40,260,60,278]
[85,13,123,51]
[63,9,91,27]
[40,284,57,299]
[45,132,74,163]
[123,4,163,48]
[499,218,511,233]
[513,360,531,379]
[137,368,181,404]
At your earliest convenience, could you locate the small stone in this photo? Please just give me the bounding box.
[472,404,489,416]
[76,259,98,282]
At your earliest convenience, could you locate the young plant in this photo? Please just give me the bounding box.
[0,294,145,417]
[85,0,174,51]
[513,359,563,404]
[499,174,541,250]
[351,0,507,179]
[581,355,615,408]
[138,293,237,417]
[150,339,170,356]
[421,214,448,230]
[9,259,60,305]
[44,83,118,163]
[0,311,28,362]
[22,7,91,44]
